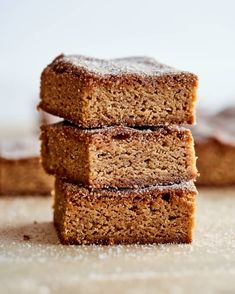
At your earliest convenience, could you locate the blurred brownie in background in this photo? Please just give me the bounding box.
[0,137,54,195]
[193,106,235,186]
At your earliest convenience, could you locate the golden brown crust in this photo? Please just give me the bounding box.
[54,178,196,245]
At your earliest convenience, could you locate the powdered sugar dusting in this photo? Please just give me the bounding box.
[63,55,180,76]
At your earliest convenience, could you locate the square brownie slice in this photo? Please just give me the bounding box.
[39,54,198,128]
[54,178,196,245]
[40,122,197,188]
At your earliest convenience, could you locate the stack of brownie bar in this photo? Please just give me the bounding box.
[39,54,198,245]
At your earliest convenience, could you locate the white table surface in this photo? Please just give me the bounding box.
[0,188,235,294]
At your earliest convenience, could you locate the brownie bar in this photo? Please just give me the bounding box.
[0,138,54,195]
[39,54,198,128]
[41,122,197,188]
[193,106,235,186]
[54,178,196,245]
[196,139,235,186]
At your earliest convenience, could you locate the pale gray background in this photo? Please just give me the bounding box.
[0,0,235,128]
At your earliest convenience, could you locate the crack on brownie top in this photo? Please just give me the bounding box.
[192,106,235,146]
[60,55,182,77]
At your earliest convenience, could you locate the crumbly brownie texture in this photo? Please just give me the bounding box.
[193,106,235,186]
[0,138,54,195]
[54,178,196,245]
[41,122,197,188]
[39,54,198,128]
